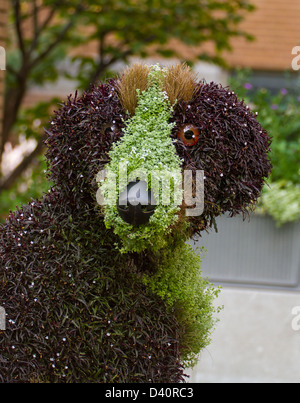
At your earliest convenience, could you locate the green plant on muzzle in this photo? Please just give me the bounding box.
[143,240,222,368]
[99,66,183,253]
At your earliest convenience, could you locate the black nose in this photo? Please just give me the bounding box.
[117,181,156,226]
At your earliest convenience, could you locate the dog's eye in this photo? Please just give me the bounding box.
[177,125,200,146]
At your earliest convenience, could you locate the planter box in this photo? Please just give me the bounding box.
[190,214,300,288]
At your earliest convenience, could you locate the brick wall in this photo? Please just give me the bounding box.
[224,0,300,71]
[170,0,300,72]
[0,0,8,139]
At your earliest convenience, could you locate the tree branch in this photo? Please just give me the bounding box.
[28,7,57,56]
[5,65,21,80]
[33,0,39,40]
[0,136,45,192]
[29,4,84,70]
[88,34,156,86]
[13,0,26,59]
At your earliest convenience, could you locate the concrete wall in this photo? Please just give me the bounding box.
[187,286,300,383]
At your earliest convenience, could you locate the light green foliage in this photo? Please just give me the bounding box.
[100,66,183,253]
[143,241,222,368]
[259,181,300,226]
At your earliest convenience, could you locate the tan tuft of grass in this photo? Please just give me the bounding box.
[116,63,151,115]
[163,63,198,105]
[116,63,198,115]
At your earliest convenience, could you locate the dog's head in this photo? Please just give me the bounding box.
[46,63,271,252]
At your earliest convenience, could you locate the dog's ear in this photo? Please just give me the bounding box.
[116,63,151,115]
[163,63,198,105]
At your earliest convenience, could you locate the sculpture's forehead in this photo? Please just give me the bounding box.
[116,63,198,116]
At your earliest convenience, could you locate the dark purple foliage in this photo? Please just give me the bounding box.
[171,82,272,234]
[0,76,271,383]
[0,190,185,383]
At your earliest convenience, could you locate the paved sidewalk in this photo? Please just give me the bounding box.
[187,286,300,383]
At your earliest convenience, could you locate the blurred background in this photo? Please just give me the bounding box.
[0,0,299,383]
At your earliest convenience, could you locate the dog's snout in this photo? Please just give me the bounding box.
[117,181,156,226]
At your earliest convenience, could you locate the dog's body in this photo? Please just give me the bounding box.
[0,64,271,382]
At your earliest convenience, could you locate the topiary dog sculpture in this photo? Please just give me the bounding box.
[0,64,271,383]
